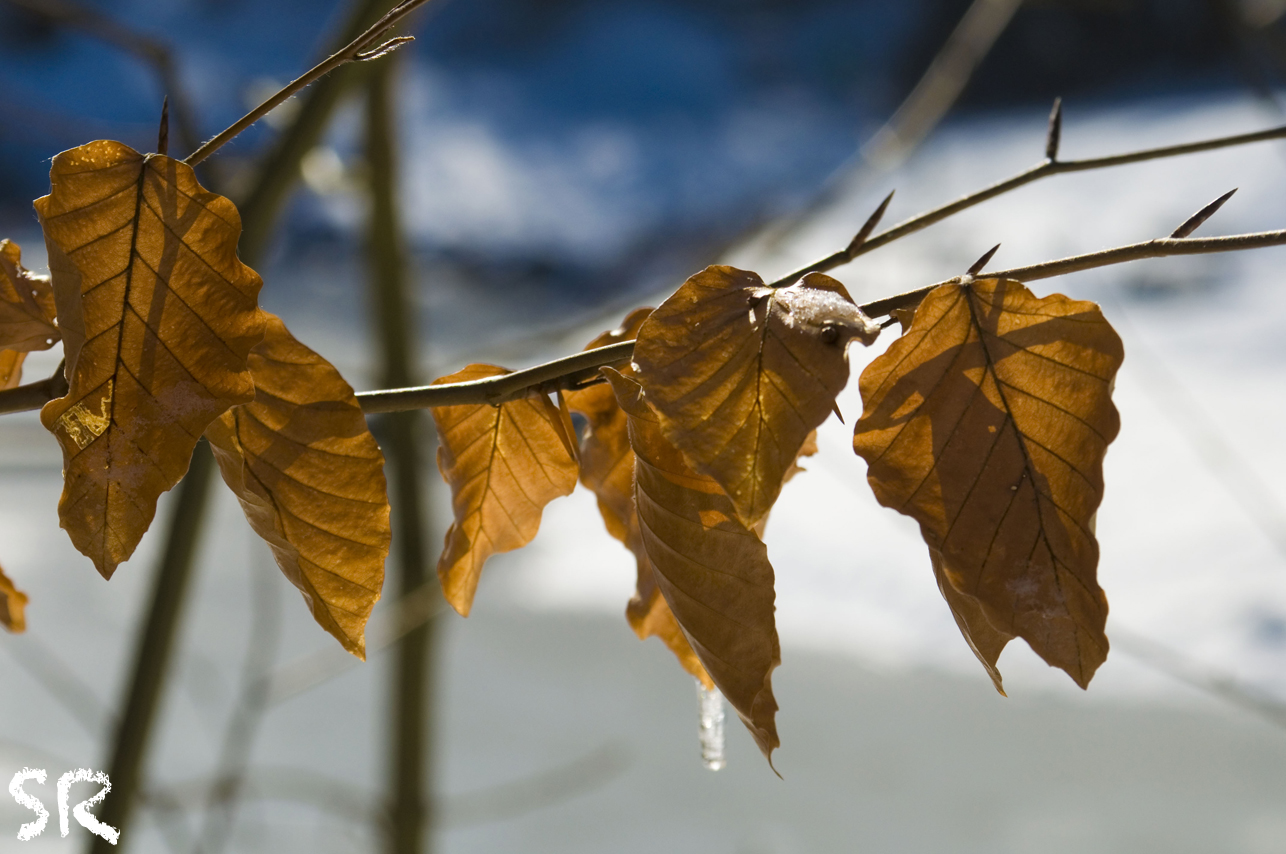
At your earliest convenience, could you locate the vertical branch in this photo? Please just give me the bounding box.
[85,3,407,850]
[365,55,437,854]
[366,62,437,854]
[90,443,216,854]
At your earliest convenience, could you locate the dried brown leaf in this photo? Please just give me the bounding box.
[432,364,579,616]
[35,140,264,578]
[605,367,780,762]
[0,563,27,633]
[207,313,390,659]
[633,266,879,529]
[563,309,711,687]
[0,239,58,354]
[0,351,26,391]
[853,278,1123,688]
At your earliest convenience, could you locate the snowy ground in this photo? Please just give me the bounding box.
[3,91,1286,852]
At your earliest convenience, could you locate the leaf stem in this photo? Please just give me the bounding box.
[182,0,433,166]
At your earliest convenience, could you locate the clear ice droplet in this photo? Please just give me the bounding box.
[696,680,726,771]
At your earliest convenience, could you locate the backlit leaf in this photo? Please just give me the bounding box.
[0,351,25,391]
[0,240,60,390]
[633,266,879,529]
[206,313,390,659]
[0,239,59,353]
[0,564,27,633]
[563,309,711,687]
[432,364,579,616]
[853,278,1123,688]
[35,140,265,578]
[605,367,780,762]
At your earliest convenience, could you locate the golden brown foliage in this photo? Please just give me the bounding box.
[432,364,579,616]
[0,240,60,391]
[853,278,1123,688]
[35,140,264,578]
[563,309,711,687]
[206,313,390,659]
[605,367,780,761]
[0,240,59,355]
[633,266,879,529]
[0,564,27,633]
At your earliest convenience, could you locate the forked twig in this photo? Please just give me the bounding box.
[770,115,1286,286]
[183,0,433,166]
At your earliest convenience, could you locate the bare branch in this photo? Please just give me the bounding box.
[183,0,434,166]
[863,227,1286,318]
[775,120,1286,285]
[355,339,637,412]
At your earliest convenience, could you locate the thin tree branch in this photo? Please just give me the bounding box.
[2,227,1283,419]
[349,225,1286,412]
[771,120,1286,286]
[183,0,433,166]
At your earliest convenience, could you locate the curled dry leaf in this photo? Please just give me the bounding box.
[562,309,711,688]
[35,140,264,578]
[0,240,60,390]
[604,367,780,762]
[0,239,59,353]
[206,313,390,659]
[432,364,579,616]
[0,564,28,633]
[633,266,879,529]
[853,278,1123,689]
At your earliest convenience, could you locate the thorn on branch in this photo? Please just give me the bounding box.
[1045,97,1063,161]
[355,35,415,61]
[1170,188,1237,239]
[846,190,896,257]
[157,96,169,157]
[968,243,1001,276]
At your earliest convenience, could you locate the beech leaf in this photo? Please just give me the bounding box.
[432,364,579,616]
[0,564,27,633]
[853,278,1123,688]
[206,313,390,659]
[0,239,59,353]
[633,265,879,529]
[605,367,781,762]
[563,310,711,687]
[34,140,265,578]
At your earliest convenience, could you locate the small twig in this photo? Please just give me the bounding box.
[844,190,895,257]
[184,0,433,166]
[1170,188,1237,238]
[772,119,1286,286]
[967,243,1001,276]
[1045,97,1063,161]
[157,96,169,157]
